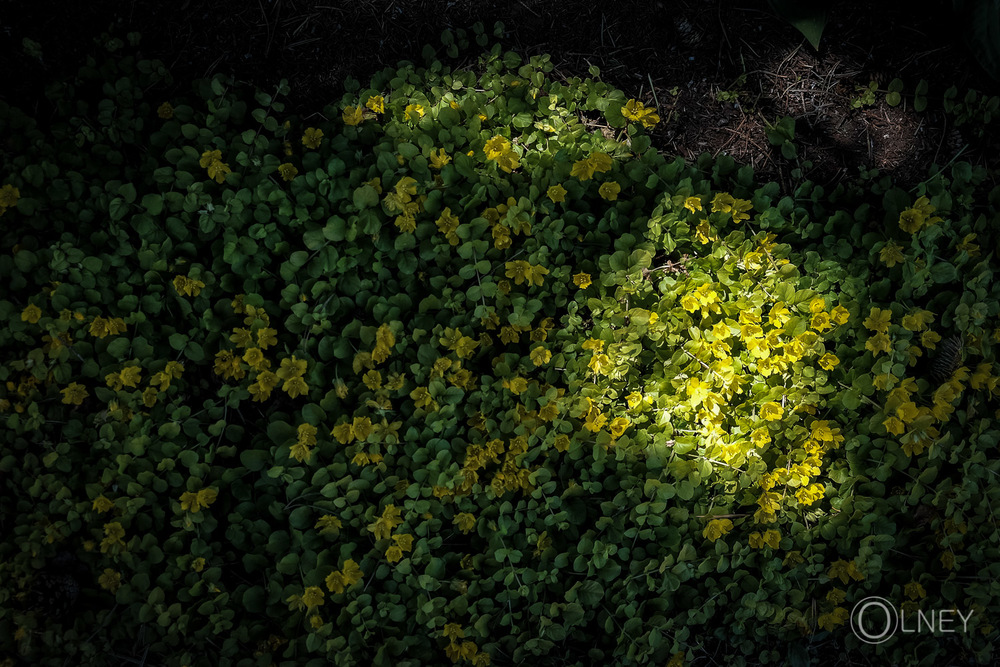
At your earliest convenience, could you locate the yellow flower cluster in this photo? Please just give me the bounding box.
[748,529,781,549]
[321,559,363,595]
[276,355,309,398]
[483,197,533,249]
[105,365,141,391]
[385,531,414,564]
[483,135,521,173]
[290,423,318,463]
[385,176,424,233]
[679,283,722,319]
[179,487,218,513]
[621,99,660,128]
[570,151,612,181]
[435,207,461,245]
[100,521,127,555]
[442,623,490,666]
[88,315,127,339]
[172,274,205,297]
[150,360,184,391]
[711,192,754,223]
[504,260,549,287]
[199,149,231,184]
[367,504,404,541]
[828,558,865,584]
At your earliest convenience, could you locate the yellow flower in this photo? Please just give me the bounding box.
[811,312,832,332]
[157,102,174,119]
[730,199,754,223]
[302,586,325,610]
[98,568,122,592]
[817,607,850,632]
[818,353,839,371]
[547,184,568,203]
[588,353,612,375]
[199,150,223,169]
[404,104,425,121]
[828,559,865,584]
[530,346,551,366]
[830,305,850,325]
[343,105,364,125]
[712,192,735,213]
[118,366,141,388]
[302,127,324,149]
[454,512,476,534]
[865,332,892,356]
[342,559,363,586]
[795,483,825,505]
[61,382,88,405]
[315,515,343,536]
[598,181,621,201]
[957,233,980,256]
[505,260,531,285]
[921,330,942,349]
[608,416,630,439]
[901,309,934,332]
[429,148,451,169]
[863,307,892,334]
[879,241,905,267]
[883,415,906,436]
[622,99,660,127]
[278,163,298,181]
[20,304,42,323]
[898,208,925,234]
[694,220,716,244]
[683,196,703,213]
[100,521,126,554]
[572,272,592,289]
[366,95,385,114]
[349,416,372,442]
[703,518,733,542]
[905,581,927,600]
[571,158,597,181]
[760,401,783,421]
[325,571,346,594]
[92,495,115,513]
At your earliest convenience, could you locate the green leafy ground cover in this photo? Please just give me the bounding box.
[2,24,1000,667]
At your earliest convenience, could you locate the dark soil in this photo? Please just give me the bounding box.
[2,1,999,191]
